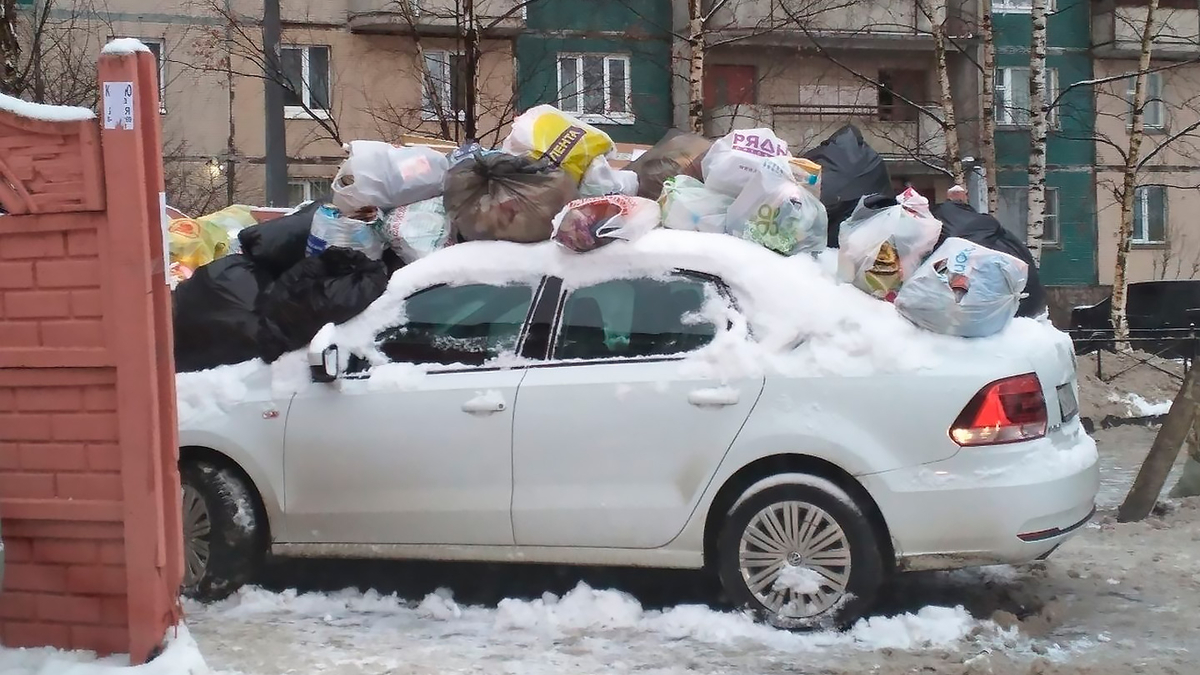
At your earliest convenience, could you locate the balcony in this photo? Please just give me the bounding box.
[703,0,978,51]
[706,103,947,164]
[1092,0,1200,61]
[348,0,525,35]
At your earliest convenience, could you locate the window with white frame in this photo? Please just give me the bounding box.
[1126,71,1165,130]
[1133,185,1167,244]
[287,178,332,206]
[997,186,1060,245]
[993,0,1054,13]
[557,53,633,124]
[422,50,467,120]
[281,45,331,119]
[995,67,1058,127]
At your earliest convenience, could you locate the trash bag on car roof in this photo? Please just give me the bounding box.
[237,199,324,279]
[895,237,1029,338]
[932,201,1047,317]
[626,130,710,200]
[444,152,578,243]
[802,125,893,248]
[256,247,389,363]
[173,254,273,373]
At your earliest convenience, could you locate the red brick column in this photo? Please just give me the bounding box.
[0,47,182,664]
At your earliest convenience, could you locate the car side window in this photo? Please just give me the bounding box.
[554,275,718,361]
[375,283,535,367]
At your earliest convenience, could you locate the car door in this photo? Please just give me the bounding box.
[282,280,544,546]
[511,271,765,549]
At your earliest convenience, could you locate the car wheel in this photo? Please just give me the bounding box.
[180,461,262,601]
[716,476,884,629]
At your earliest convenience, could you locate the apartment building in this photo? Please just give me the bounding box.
[1092,0,1200,284]
[991,0,1097,288]
[676,0,985,204]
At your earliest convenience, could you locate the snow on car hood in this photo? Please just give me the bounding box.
[176,230,1067,423]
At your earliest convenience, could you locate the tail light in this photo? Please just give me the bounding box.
[950,373,1047,446]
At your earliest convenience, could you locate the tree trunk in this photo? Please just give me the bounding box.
[687,0,704,135]
[1112,0,1160,345]
[1025,0,1049,264]
[463,0,479,142]
[931,0,964,185]
[0,0,19,95]
[1119,361,1199,522]
[980,0,999,213]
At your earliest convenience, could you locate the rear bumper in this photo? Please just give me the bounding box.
[859,421,1100,571]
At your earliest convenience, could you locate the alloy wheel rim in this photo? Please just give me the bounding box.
[738,500,852,619]
[181,484,212,588]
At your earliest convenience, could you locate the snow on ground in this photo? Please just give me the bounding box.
[0,625,207,675]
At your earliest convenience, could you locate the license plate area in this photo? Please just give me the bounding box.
[1057,383,1079,422]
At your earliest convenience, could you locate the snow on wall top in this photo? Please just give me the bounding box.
[101,37,152,55]
[0,91,95,122]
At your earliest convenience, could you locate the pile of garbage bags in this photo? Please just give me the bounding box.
[171,105,1051,373]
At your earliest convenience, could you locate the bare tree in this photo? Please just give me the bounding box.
[1,0,111,107]
[925,0,963,184]
[1112,0,1161,345]
[1,0,18,92]
[979,0,998,212]
[1025,0,1049,263]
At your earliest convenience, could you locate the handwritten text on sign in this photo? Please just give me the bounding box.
[103,82,135,130]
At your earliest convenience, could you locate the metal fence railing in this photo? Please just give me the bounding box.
[1067,328,1197,384]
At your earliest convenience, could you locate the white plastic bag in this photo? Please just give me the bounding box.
[725,156,828,256]
[580,155,639,197]
[837,187,942,301]
[306,204,386,260]
[701,127,792,197]
[659,175,732,233]
[331,141,449,212]
[895,237,1029,338]
[501,105,615,182]
[551,195,660,253]
[382,198,451,263]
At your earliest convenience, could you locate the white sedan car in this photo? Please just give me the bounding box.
[177,229,1099,627]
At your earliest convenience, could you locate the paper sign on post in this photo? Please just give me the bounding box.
[160,192,171,286]
[103,82,135,130]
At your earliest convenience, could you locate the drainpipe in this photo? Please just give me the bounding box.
[263,0,288,207]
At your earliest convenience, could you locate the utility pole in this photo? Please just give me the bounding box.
[263,0,288,207]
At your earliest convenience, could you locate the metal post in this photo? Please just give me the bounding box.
[263,0,288,207]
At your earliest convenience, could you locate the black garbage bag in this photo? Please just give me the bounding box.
[237,199,324,278]
[173,255,273,373]
[932,201,1047,318]
[256,247,389,363]
[443,152,578,243]
[802,125,893,248]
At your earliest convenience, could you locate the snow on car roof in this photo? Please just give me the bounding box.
[176,230,1068,425]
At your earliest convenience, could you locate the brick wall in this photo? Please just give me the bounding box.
[0,48,183,664]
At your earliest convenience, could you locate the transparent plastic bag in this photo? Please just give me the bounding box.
[579,155,639,197]
[895,237,1029,337]
[382,198,451,263]
[725,156,828,256]
[836,187,942,301]
[659,175,732,233]
[501,105,614,183]
[701,127,792,197]
[306,204,386,260]
[331,141,449,212]
[551,195,660,253]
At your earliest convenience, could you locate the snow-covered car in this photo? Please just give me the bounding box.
[176,229,1099,627]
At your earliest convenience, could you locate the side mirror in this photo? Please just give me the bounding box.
[309,344,341,384]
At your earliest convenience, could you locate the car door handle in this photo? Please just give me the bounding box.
[688,387,740,407]
[461,393,507,414]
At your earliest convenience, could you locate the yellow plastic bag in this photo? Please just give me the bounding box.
[168,217,230,271]
[501,105,614,183]
[197,205,257,241]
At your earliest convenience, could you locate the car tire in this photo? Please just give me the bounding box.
[716,475,884,630]
[180,461,262,602]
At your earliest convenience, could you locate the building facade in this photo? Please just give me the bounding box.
[515,0,674,145]
[991,0,1097,287]
[679,0,984,204]
[1092,0,1200,285]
